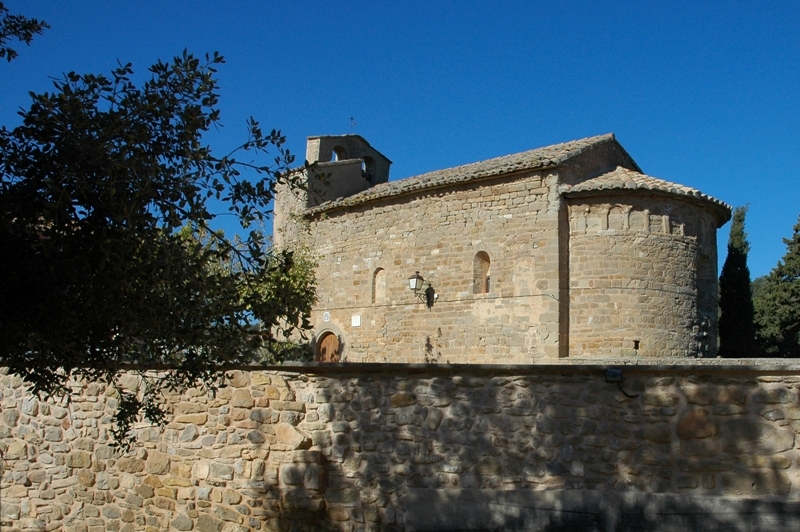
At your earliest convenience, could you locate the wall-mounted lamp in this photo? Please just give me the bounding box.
[408,271,436,309]
[409,271,425,292]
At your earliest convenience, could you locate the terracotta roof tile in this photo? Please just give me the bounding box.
[562,167,731,213]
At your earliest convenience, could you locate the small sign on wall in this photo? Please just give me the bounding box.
[351,314,361,327]
[323,312,330,323]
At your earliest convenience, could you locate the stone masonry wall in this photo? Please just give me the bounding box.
[3,363,800,531]
[307,170,564,363]
[567,195,720,358]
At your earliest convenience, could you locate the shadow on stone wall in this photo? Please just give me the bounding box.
[404,488,800,531]
[302,369,800,531]
[1,366,800,531]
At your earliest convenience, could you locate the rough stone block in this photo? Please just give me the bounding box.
[67,451,92,469]
[720,419,795,454]
[423,408,443,431]
[331,421,350,433]
[77,469,95,487]
[275,423,310,449]
[752,388,796,404]
[246,430,266,444]
[677,409,716,440]
[741,455,792,469]
[170,515,193,531]
[113,456,144,473]
[44,426,63,442]
[280,464,305,486]
[145,452,170,475]
[102,505,121,519]
[682,385,746,405]
[639,424,672,444]
[196,514,223,532]
[21,398,38,416]
[721,470,791,496]
[179,424,199,442]
[125,493,144,507]
[270,401,305,412]
[642,392,679,407]
[390,392,416,407]
[174,401,207,415]
[209,463,234,480]
[231,390,254,408]
[249,408,272,423]
[176,413,208,424]
[226,371,250,388]
[713,404,747,416]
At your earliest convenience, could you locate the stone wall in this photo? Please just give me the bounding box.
[306,170,564,363]
[566,194,720,358]
[4,362,800,531]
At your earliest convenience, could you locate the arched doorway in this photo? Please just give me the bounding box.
[316,331,341,362]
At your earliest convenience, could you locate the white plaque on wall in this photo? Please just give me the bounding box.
[322,312,330,323]
[351,314,361,327]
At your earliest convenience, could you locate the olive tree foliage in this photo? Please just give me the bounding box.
[718,206,756,357]
[0,1,48,62]
[754,215,800,357]
[0,49,316,446]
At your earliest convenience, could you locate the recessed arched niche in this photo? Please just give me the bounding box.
[629,209,645,231]
[372,268,386,304]
[608,206,625,231]
[473,251,491,294]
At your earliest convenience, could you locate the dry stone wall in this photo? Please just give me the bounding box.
[4,363,800,531]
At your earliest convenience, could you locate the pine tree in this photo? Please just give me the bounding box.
[718,206,756,357]
[754,215,800,357]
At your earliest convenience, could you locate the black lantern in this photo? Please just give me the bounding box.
[408,271,424,292]
[408,271,436,309]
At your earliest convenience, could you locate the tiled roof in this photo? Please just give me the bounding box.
[307,133,617,214]
[562,167,731,214]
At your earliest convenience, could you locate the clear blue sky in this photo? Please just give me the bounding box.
[3,1,799,277]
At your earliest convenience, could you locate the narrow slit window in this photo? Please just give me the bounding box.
[372,268,386,304]
[362,156,376,182]
[473,252,491,294]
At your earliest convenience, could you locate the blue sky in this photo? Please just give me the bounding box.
[2,1,799,277]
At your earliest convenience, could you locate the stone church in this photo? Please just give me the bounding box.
[274,133,731,363]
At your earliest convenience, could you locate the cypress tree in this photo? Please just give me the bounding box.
[718,206,756,357]
[754,215,800,357]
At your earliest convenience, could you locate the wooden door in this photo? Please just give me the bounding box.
[317,332,340,362]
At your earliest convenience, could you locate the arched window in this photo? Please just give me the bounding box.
[362,156,376,182]
[332,146,347,161]
[372,268,386,304]
[473,251,491,294]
